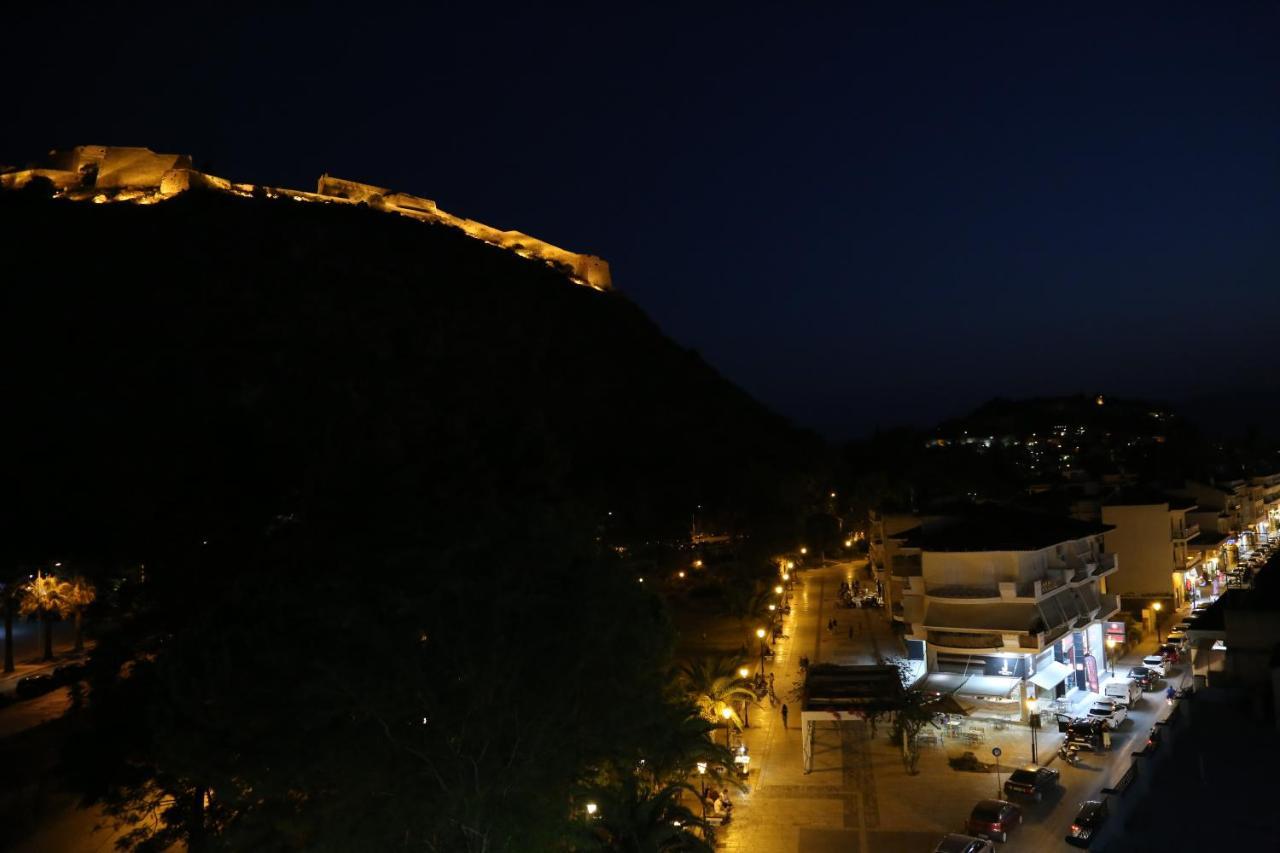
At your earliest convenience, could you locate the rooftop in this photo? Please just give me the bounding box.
[899,504,1112,552]
[1102,488,1197,510]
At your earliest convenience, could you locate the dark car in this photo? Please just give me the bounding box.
[1065,799,1109,847]
[1003,765,1060,801]
[933,834,994,853]
[1127,666,1155,690]
[1065,719,1110,752]
[52,662,88,686]
[15,673,57,699]
[964,799,1022,843]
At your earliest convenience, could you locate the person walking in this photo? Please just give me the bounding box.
[781,703,789,729]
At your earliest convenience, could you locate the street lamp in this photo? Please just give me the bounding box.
[1026,698,1039,764]
[800,547,808,556]
[696,762,708,800]
[586,802,598,818]
[774,585,783,595]
[1152,601,1163,644]
[756,627,768,672]
[738,666,751,726]
[1105,638,1117,678]
[721,706,734,747]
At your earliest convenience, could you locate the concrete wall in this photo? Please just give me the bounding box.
[1102,503,1176,598]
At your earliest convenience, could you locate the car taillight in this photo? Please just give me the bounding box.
[1071,824,1081,833]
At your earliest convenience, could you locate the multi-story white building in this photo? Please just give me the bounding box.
[1101,491,1201,609]
[894,506,1120,719]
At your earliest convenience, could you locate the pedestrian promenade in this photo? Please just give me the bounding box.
[716,562,1191,852]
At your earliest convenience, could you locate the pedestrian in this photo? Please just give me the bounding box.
[781,703,789,729]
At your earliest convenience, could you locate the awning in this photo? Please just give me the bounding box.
[955,675,1021,699]
[1029,660,1073,690]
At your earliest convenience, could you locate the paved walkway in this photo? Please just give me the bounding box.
[716,563,1191,852]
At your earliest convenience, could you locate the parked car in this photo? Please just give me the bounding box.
[1065,718,1111,752]
[1140,655,1167,677]
[1167,629,1188,645]
[1103,679,1141,707]
[15,673,57,699]
[1003,765,1060,801]
[1158,642,1182,663]
[1127,666,1156,690]
[1172,622,1192,633]
[964,799,1022,843]
[934,834,995,853]
[1065,799,1109,847]
[52,662,88,685]
[1085,700,1127,729]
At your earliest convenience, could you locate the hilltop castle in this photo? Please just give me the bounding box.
[0,146,611,291]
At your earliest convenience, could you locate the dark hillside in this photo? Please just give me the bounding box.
[2,189,820,559]
[0,188,823,850]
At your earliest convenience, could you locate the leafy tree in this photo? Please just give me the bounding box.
[62,575,96,653]
[886,662,943,775]
[19,571,70,661]
[719,583,773,649]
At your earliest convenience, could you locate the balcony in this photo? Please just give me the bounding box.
[1172,522,1200,541]
[926,630,1004,652]
[927,584,1001,601]
[1097,593,1121,618]
[890,553,922,578]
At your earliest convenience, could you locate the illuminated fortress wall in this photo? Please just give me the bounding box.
[0,146,610,291]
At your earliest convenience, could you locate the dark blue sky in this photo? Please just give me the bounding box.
[7,4,1278,437]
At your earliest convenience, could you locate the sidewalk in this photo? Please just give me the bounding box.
[715,565,1194,852]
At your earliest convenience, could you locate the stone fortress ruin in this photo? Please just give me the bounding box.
[0,146,611,291]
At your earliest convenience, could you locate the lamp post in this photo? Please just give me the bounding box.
[756,627,768,672]
[1152,601,1163,644]
[721,706,734,748]
[1105,638,1117,679]
[1026,698,1038,764]
[738,666,751,727]
[696,761,708,802]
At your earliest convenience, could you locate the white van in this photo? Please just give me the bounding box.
[1103,679,1141,707]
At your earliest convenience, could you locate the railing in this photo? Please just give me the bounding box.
[927,631,1004,649]
[927,584,1000,599]
[891,554,923,577]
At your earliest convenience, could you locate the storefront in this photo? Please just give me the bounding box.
[1055,621,1104,694]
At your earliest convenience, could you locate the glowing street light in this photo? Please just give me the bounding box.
[1152,601,1164,643]
[785,560,795,571]
[781,572,791,581]
[586,802,598,817]
[755,627,768,672]
[721,706,734,747]
[799,547,808,555]
[696,761,708,799]
[774,585,784,595]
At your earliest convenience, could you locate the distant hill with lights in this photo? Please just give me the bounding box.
[0,162,822,560]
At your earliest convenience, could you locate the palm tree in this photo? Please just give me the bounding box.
[62,576,96,653]
[19,571,71,661]
[637,704,737,791]
[674,654,757,733]
[580,777,714,852]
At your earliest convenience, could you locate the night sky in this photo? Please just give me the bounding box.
[6,4,1278,437]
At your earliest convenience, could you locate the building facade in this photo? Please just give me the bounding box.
[892,506,1120,720]
[1101,492,1200,610]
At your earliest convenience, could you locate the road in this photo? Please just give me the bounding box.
[718,559,1183,852]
